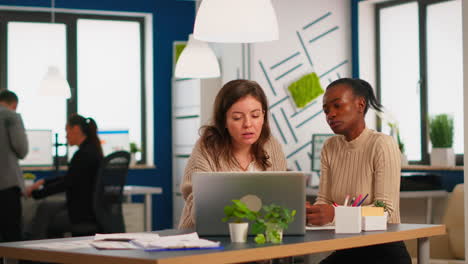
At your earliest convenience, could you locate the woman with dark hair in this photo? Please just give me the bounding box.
[178,79,287,229]
[25,114,103,239]
[306,78,411,263]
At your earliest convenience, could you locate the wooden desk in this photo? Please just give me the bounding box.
[0,224,445,264]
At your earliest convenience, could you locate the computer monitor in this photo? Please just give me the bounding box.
[20,129,53,166]
[98,129,130,156]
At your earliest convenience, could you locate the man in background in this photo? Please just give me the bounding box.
[0,90,28,242]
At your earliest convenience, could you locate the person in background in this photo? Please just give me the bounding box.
[0,90,28,242]
[178,79,287,230]
[25,114,103,239]
[306,78,411,263]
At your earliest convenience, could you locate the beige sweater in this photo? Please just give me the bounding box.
[178,136,287,229]
[315,128,402,223]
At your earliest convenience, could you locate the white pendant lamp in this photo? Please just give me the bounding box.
[39,66,71,98]
[38,0,72,98]
[174,34,220,79]
[193,0,279,43]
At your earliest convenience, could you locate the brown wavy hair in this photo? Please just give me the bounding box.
[200,79,272,170]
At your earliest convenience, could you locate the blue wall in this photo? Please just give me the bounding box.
[3,0,196,230]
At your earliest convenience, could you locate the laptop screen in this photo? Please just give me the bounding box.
[192,171,306,236]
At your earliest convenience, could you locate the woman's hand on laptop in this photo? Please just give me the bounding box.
[306,202,334,226]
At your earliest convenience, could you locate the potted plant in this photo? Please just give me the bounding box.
[396,130,408,166]
[429,114,455,166]
[222,200,257,243]
[129,142,140,166]
[252,204,296,244]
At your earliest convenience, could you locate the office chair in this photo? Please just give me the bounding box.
[71,151,130,236]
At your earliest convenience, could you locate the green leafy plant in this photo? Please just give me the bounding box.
[374,200,392,213]
[129,142,140,154]
[429,114,454,148]
[252,204,296,244]
[222,200,257,223]
[397,131,405,153]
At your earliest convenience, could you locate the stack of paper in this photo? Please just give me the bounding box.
[91,232,160,250]
[131,232,221,251]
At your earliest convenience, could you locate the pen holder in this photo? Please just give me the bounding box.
[335,206,362,234]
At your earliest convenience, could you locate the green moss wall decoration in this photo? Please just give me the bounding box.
[287,72,324,108]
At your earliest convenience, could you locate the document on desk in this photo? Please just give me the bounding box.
[94,232,160,241]
[131,232,222,251]
[306,223,335,230]
[24,240,93,250]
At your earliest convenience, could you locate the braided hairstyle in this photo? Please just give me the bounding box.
[67,113,103,158]
[326,78,383,115]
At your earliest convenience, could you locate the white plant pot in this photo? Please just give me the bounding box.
[228,222,249,243]
[430,148,455,166]
[400,153,408,166]
[130,153,137,166]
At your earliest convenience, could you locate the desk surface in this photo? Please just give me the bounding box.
[124,185,163,195]
[306,187,448,198]
[0,224,445,264]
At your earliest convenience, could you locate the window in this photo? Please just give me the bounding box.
[0,10,148,163]
[376,0,462,164]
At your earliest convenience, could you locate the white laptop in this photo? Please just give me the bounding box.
[192,171,306,236]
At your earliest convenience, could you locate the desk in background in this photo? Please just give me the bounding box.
[306,187,448,224]
[0,224,445,264]
[123,185,163,231]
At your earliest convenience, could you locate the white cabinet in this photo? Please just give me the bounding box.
[172,77,221,228]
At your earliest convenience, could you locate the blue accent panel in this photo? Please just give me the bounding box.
[296,31,313,67]
[290,101,317,118]
[275,63,303,81]
[319,60,349,79]
[269,95,289,110]
[270,51,301,70]
[1,0,197,231]
[174,78,193,82]
[309,26,339,43]
[294,160,302,171]
[287,141,312,159]
[272,113,288,144]
[351,0,361,78]
[259,60,277,96]
[303,12,332,30]
[280,108,297,143]
[296,110,324,129]
[98,130,129,134]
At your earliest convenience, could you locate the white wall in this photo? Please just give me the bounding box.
[249,0,351,171]
[462,0,468,260]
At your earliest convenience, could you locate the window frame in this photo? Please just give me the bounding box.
[375,0,462,165]
[0,10,148,164]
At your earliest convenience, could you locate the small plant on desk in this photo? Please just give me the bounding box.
[252,204,296,244]
[222,200,257,243]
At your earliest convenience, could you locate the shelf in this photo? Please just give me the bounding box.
[402,165,463,171]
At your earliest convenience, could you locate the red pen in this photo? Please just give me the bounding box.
[353,194,362,207]
[332,202,338,207]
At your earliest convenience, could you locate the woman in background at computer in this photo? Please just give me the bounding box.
[178,79,287,229]
[25,114,103,239]
[306,78,411,263]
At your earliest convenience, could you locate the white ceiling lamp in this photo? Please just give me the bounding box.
[174,34,220,79]
[193,0,279,43]
[39,66,71,98]
[38,0,71,98]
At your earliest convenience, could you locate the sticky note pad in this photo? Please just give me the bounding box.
[361,207,384,216]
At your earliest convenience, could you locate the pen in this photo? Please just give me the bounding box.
[332,202,338,207]
[353,194,362,207]
[356,193,369,207]
[349,197,355,207]
[343,195,350,206]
